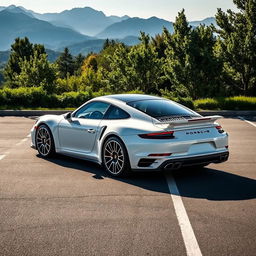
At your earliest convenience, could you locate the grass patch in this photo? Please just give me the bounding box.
[194,96,256,110]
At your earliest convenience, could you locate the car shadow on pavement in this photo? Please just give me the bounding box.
[39,154,256,201]
[172,167,256,201]
[39,154,170,194]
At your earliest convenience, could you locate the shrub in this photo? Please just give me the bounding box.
[0,87,48,108]
[1,88,256,110]
[57,91,92,108]
[194,96,256,110]
[222,96,256,110]
[194,98,220,110]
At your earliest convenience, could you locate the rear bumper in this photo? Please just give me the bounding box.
[132,151,229,172]
[160,151,229,170]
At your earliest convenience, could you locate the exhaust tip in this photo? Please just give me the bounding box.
[164,163,174,170]
[173,162,182,169]
[219,154,229,162]
[164,162,182,170]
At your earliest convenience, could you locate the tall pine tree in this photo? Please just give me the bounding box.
[56,48,74,78]
[164,9,222,99]
[216,0,256,95]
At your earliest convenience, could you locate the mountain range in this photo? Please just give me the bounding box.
[97,17,174,39]
[32,7,130,36]
[0,5,216,56]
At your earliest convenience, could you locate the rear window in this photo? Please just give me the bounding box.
[127,99,199,118]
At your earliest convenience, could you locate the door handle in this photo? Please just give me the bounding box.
[87,129,96,134]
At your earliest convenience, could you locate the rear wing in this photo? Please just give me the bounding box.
[154,115,223,126]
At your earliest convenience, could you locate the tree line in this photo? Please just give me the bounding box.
[1,0,256,100]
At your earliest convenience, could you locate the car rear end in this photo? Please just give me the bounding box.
[123,98,229,171]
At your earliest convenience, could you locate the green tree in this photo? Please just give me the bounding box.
[14,51,57,93]
[188,25,223,97]
[106,33,163,93]
[215,0,256,95]
[82,54,98,73]
[56,48,74,78]
[33,44,46,55]
[73,53,85,76]
[164,9,192,97]
[152,33,167,59]
[102,39,117,51]
[4,37,33,86]
[164,9,222,99]
[97,40,124,72]
[0,68,4,87]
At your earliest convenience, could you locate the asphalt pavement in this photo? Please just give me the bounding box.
[0,116,255,256]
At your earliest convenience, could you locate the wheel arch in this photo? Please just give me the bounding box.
[36,122,57,150]
[100,133,129,165]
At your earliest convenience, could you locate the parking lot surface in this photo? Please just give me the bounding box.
[0,116,255,256]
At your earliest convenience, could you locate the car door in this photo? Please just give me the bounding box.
[58,101,110,153]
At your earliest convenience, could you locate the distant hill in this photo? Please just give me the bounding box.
[189,17,217,27]
[62,40,106,56]
[62,36,140,56]
[0,10,93,51]
[0,49,61,64]
[97,17,174,39]
[109,15,130,24]
[0,51,10,64]
[2,5,34,17]
[121,36,140,46]
[33,7,130,36]
[0,5,217,53]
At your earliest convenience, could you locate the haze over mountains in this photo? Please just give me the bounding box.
[97,17,174,39]
[0,5,216,55]
[32,7,130,36]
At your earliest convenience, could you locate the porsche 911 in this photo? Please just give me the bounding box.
[31,94,229,176]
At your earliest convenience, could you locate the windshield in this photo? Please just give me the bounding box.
[127,99,199,119]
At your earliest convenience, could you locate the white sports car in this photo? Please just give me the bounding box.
[31,94,229,176]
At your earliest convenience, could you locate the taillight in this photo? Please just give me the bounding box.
[216,125,225,133]
[139,131,175,139]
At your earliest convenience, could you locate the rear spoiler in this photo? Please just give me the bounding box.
[154,115,223,126]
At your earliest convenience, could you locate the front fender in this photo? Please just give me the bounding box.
[33,115,63,150]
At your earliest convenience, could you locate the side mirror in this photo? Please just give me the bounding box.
[64,112,72,121]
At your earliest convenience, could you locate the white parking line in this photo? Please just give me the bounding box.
[1,134,30,160]
[165,173,202,256]
[238,116,256,128]
[0,154,6,161]
[16,138,28,146]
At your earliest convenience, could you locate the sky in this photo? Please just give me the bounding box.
[0,0,237,21]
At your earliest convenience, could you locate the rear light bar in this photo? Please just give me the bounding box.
[216,125,225,133]
[139,131,175,139]
[148,153,172,157]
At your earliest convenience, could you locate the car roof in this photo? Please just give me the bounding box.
[103,94,162,103]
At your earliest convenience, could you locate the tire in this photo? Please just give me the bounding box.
[35,124,55,158]
[102,136,130,177]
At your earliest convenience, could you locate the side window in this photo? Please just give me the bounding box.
[105,106,130,120]
[74,102,110,120]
